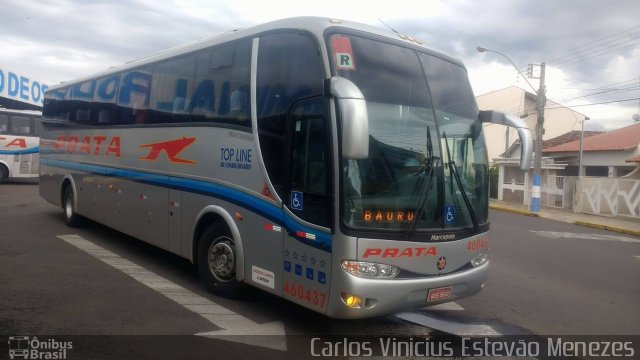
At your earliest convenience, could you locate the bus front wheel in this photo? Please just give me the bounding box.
[0,164,8,183]
[62,186,82,227]
[197,223,245,298]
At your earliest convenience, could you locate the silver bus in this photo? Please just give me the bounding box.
[0,108,41,183]
[39,17,532,318]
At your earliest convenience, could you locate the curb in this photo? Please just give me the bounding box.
[573,220,640,237]
[489,204,539,217]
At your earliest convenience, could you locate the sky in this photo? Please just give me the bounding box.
[2,0,640,131]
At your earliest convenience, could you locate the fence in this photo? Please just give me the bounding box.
[577,177,640,219]
[541,175,574,209]
[500,170,573,209]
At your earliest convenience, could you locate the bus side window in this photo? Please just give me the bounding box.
[257,32,324,200]
[149,55,195,124]
[287,97,331,228]
[33,117,41,136]
[0,115,8,133]
[117,69,151,125]
[10,116,33,135]
[191,40,251,126]
[90,74,120,126]
[52,88,71,122]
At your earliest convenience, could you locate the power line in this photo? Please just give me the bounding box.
[545,97,640,110]
[552,38,640,69]
[490,76,640,115]
[516,25,640,72]
[487,94,640,115]
[547,26,640,63]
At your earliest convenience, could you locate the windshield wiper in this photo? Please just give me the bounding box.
[405,126,438,237]
[442,132,479,233]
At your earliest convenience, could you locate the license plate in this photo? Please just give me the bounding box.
[427,286,453,302]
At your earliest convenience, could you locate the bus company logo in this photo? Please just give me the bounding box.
[139,137,196,164]
[7,336,73,359]
[362,246,437,259]
[437,256,447,271]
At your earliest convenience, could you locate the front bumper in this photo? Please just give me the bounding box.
[325,261,488,319]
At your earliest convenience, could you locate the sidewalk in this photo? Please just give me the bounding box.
[489,200,640,237]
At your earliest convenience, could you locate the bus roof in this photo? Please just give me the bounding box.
[48,16,464,91]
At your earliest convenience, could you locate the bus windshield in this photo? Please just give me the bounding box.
[331,34,488,232]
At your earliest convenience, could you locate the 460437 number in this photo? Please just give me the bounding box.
[284,281,326,309]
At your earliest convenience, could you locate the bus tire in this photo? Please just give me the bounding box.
[197,222,245,298]
[0,164,8,184]
[62,186,82,227]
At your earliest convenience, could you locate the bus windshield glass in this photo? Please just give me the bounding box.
[331,34,488,232]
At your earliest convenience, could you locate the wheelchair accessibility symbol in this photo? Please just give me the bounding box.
[291,191,303,211]
[444,205,456,224]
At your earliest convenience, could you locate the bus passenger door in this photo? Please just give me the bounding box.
[256,33,331,311]
[285,97,332,229]
[282,96,333,313]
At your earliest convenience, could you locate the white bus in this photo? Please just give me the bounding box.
[0,108,41,183]
[39,17,531,318]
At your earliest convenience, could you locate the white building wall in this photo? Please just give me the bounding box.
[549,149,640,167]
[477,86,587,164]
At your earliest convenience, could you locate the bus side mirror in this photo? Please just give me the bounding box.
[330,77,369,159]
[479,110,532,171]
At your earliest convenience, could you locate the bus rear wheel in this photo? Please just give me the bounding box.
[62,186,82,227]
[197,223,245,298]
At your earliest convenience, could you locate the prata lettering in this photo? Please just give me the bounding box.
[0,137,27,148]
[362,247,437,258]
[51,135,121,157]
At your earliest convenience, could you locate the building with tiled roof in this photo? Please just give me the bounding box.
[544,122,640,177]
[542,130,603,150]
[477,86,590,165]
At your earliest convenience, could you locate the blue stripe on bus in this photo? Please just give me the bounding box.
[0,147,40,155]
[41,158,332,252]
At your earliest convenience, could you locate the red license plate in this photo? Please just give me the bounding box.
[427,286,453,302]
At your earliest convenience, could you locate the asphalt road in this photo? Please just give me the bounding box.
[432,210,640,336]
[1,181,639,358]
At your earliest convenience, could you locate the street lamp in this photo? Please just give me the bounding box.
[477,46,546,212]
[476,47,537,93]
[578,116,590,176]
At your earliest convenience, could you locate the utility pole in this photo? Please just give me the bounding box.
[476,46,546,212]
[579,116,590,176]
[531,62,546,212]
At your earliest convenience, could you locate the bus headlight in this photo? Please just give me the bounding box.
[341,260,399,279]
[471,251,489,267]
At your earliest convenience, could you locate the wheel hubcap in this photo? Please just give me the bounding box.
[65,199,73,218]
[208,239,235,282]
